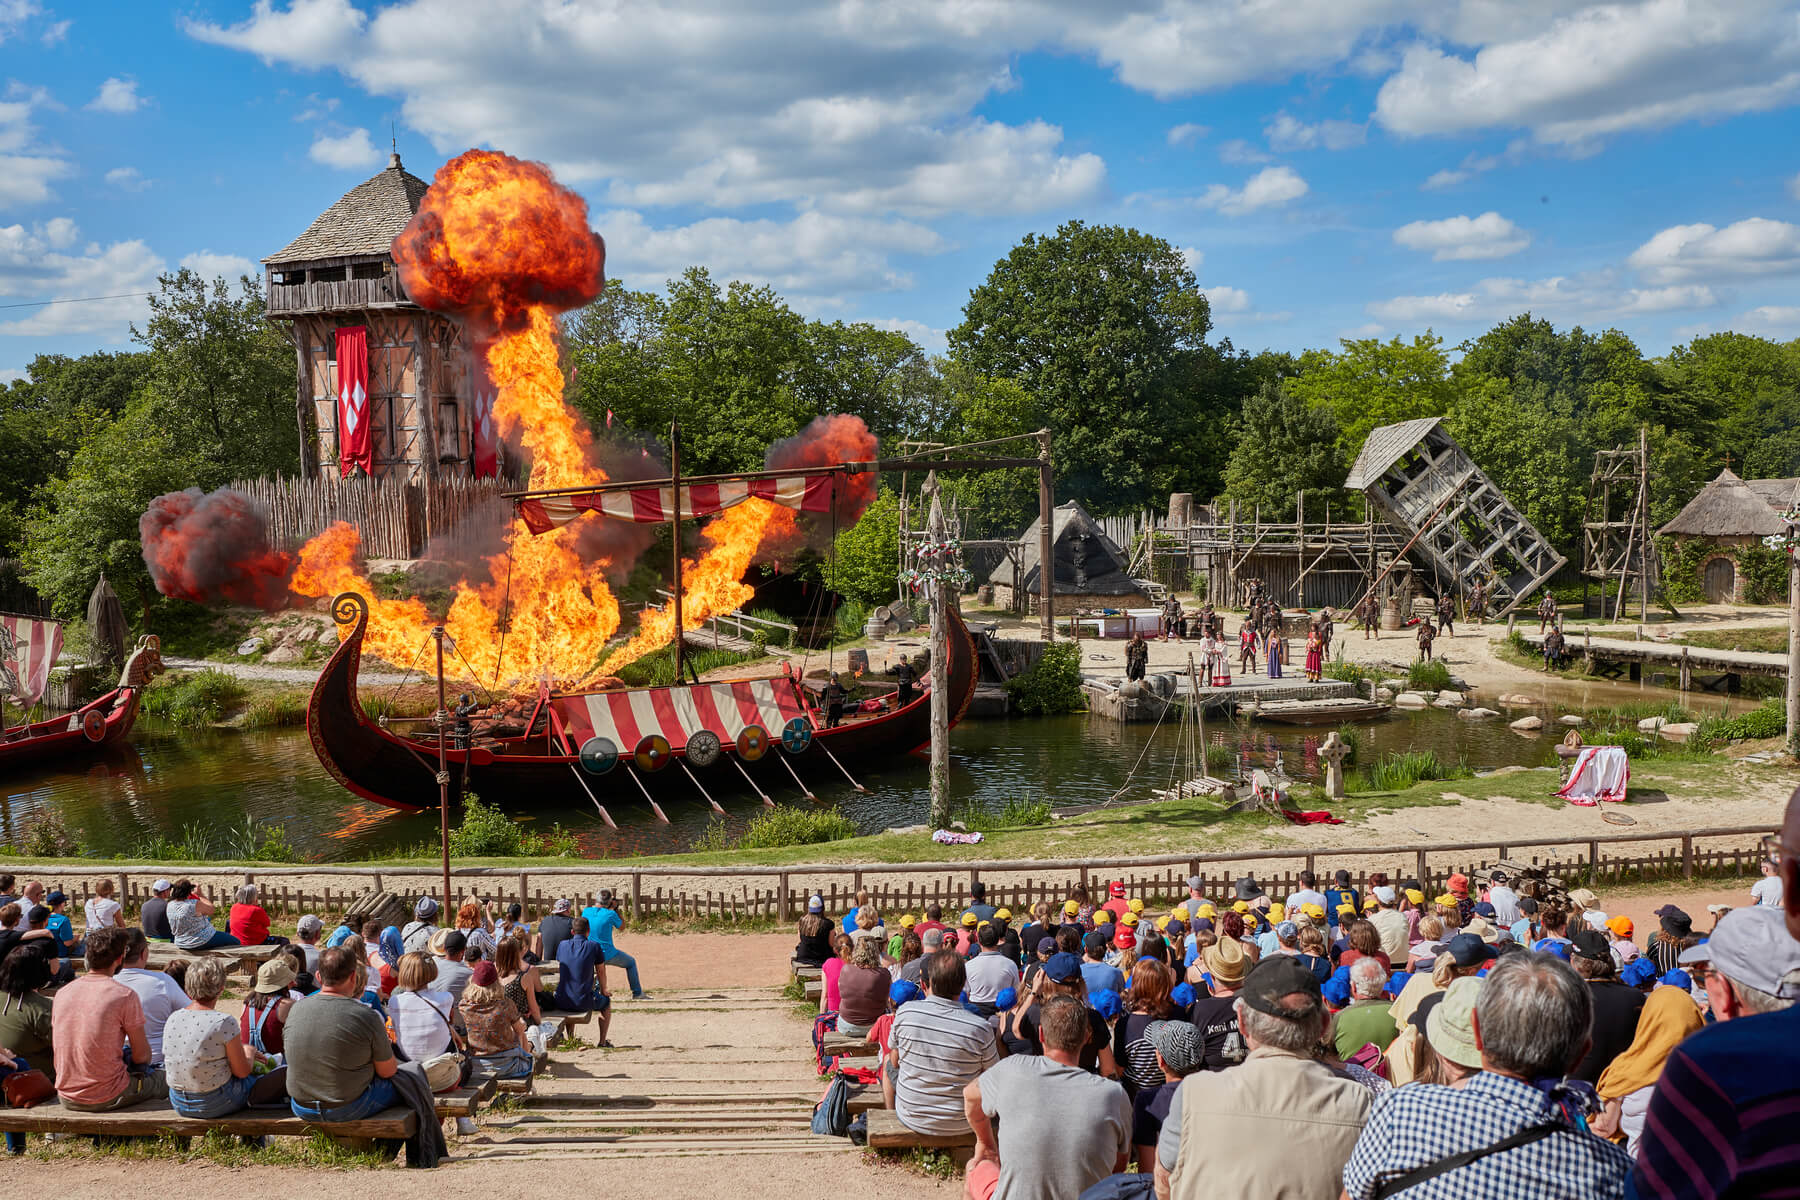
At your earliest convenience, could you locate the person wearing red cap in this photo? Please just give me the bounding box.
[1101,881,1132,921]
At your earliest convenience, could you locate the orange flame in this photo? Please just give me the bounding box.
[289,151,619,688]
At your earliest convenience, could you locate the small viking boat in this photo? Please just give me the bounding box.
[306,591,978,818]
[1241,696,1392,726]
[0,628,164,773]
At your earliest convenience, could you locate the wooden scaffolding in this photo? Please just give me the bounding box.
[1581,427,1662,620]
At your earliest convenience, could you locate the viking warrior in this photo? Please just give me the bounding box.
[1416,618,1436,664]
[1125,633,1149,682]
[1436,590,1456,637]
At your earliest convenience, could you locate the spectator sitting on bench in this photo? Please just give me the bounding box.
[884,951,1000,1137]
[243,956,301,1055]
[822,931,852,1012]
[228,884,288,948]
[44,891,80,960]
[23,905,73,984]
[902,929,943,985]
[294,914,324,972]
[52,926,168,1111]
[553,916,612,1047]
[324,914,355,949]
[401,897,440,956]
[0,903,56,970]
[794,896,834,968]
[116,929,189,1066]
[534,898,574,965]
[496,903,532,957]
[84,879,126,938]
[165,957,287,1119]
[964,922,1021,1018]
[280,944,315,997]
[367,925,403,998]
[582,888,646,1000]
[284,946,399,1122]
[167,880,239,951]
[336,935,382,1017]
[963,995,1131,1200]
[837,936,890,1037]
[455,899,498,962]
[431,930,473,1004]
[389,952,458,1063]
[495,935,560,1055]
[461,961,534,1080]
[0,946,55,1087]
[140,879,174,942]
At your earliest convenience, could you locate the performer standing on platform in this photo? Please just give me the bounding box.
[1303,626,1325,682]
[1267,614,1285,679]
[1125,633,1149,683]
[1357,592,1380,640]
[1436,589,1456,637]
[1238,618,1258,677]
[1416,618,1436,664]
[1537,590,1558,633]
[1201,628,1232,687]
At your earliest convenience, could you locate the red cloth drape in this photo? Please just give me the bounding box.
[472,386,498,478]
[335,325,372,478]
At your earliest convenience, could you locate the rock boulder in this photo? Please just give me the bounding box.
[1510,715,1544,731]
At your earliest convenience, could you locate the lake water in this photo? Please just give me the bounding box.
[6,672,1749,861]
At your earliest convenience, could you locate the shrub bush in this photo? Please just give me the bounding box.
[1405,660,1452,692]
[447,793,581,858]
[1353,749,1469,792]
[1006,641,1085,716]
[736,806,859,849]
[956,794,1051,831]
[142,669,247,727]
[3,812,83,857]
[1693,699,1787,746]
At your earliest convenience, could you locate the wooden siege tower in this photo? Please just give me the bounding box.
[1345,418,1565,616]
[263,152,474,483]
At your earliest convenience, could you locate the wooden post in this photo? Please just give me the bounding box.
[1037,429,1055,642]
[1415,848,1428,885]
[777,873,789,922]
[929,484,953,830]
[630,871,642,921]
[1681,835,1694,882]
[1787,536,1800,757]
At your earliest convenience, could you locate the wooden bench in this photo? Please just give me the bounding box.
[820,1032,877,1058]
[72,943,284,978]
[492,1075,534,1096]
[0,1099,417,1151]
[790,960,823,982]
[847,1084,886,1114]
[540,1008,596,1043]
[432,1077,496,1120]
[866,1108,975,1151]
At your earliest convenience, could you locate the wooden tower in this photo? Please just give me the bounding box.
[263,152,472,483]
[1345,417,1566,616]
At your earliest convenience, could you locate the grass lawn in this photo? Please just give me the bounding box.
[1675,626,1789,654]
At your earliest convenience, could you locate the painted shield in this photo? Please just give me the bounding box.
[780,715,814,755]
[578,735,620,776]
[81,709,106,742]
[686,729,722,768]
[735,723,769,762]
[634,733,673,772]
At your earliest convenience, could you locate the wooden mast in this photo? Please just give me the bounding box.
[670,421,683,684]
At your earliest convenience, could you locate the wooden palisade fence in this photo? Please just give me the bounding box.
[29,824,1776,928]
[230,473,520,561]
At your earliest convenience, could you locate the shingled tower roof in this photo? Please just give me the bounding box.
[264,152,430,265]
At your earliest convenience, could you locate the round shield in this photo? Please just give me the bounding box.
[634,733,673,773]
[781,715,815,755]
[81,709,106,742]
[577,736,619,776]
[735,723,769,762]
[686,729,722,768]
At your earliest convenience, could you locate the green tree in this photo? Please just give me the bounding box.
[1660,332,1800,480]
[826,488,900,605]
[948,221,1215,512]
[1222,384,1347,514]
[131,269,299,483]
[1286,333,1454,453]
[1442,382,1585,548]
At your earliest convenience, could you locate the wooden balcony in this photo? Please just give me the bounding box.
[266,273,414,317]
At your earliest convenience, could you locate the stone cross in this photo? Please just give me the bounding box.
[1318,730,1349,800]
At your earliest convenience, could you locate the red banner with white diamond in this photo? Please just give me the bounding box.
[336,325,372,478]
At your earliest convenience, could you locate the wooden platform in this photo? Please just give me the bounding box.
[1517,630,1785,689]
[865,1108,973,1150]
[434,1078,496,1119]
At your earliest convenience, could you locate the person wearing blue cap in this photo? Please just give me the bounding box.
[1010,953,1119,1077]
[1655,968,1692,992]
[1620,956,1658,989]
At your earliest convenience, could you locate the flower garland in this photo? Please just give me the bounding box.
[901,536,972,594]
[1762,503,1800,555]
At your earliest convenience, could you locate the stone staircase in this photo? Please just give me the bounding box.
[459,987,846,1161]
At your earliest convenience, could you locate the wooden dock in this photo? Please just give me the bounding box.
[1518,630,1786,691]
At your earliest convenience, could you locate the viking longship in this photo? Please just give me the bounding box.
[306,462,978,821]
[0,624,164,773]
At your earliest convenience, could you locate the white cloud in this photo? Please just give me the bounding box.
[180,251,257,281]
[1218,138,1272,165]
[104,166,149,191]
[0,219,163,337]
[0,86,73,207]
[0,366,25,384]
[0,0,40,43]
[1737,304,1800,333]
[40,17,68,44]
[1177,246,1203,275]
[1627,218,1800,283]
[1368,272,1719,324]
[1789,172,1800,201]
[1264,112,1366,152]
[294,94,340,122]
[1200,284,1251,313]
[1393,212,1531,261]
[86,77,144,114]
[309,127,381,170]
[596,209,947,299]
[1421,169,1469,191]
[1341,322,1387,338]
[813,120,1105,219]
[1197,166,1308,216]
[184,0,365,63]
[867,316,948,355]
[1166,122,1208,146]
[1375,0,1800,148]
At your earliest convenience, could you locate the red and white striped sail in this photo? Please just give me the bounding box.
[517,473,837,534]
[550,677,811,752]
[0,614,63,707]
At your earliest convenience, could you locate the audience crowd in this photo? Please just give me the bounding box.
[801,787,1800,1200]
[0,876,649,1160]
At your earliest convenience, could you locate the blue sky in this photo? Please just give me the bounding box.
[5,0,1800,380]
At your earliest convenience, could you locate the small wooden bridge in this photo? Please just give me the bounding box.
[1518,629,1786,692]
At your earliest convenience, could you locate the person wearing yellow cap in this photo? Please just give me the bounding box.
[1121,911,1140,928]
[1268,903,1286,922]
[1194,903,1215,920]
[1171,904,1189,922]
[1233,900,1251,915]
[898,913,917,929]
[1063,899,1082,919]
[1094,909,1114,925]
[961,911,980,928]
[1127,898,1145,916]
[957,910,980,955]
[1405,888,1425,907]
[1285,869,1329,919]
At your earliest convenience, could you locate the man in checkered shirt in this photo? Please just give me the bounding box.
[1341,951,1631,1200]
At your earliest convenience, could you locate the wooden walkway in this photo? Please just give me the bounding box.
[458,987,846,1161]
[1517,630,1786,690]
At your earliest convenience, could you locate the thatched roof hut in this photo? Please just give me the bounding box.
[989,501,1155,614]
[1659,469,1786,539]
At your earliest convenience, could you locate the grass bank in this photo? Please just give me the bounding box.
[1675,626,1788,654]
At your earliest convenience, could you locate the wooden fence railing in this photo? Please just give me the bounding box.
[230,473,521,560]
[25,824,1776,928]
